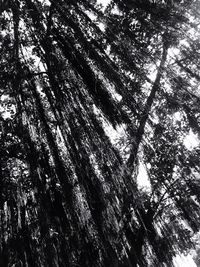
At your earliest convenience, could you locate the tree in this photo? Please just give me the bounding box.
[0,0,200,266]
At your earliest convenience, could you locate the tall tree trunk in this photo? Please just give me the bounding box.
[127,42,169,175]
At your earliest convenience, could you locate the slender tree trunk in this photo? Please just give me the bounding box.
[126,43,169,174]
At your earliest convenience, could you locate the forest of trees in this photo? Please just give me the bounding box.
[0,0,200,266]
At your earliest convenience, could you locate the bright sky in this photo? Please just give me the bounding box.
[97,0,111,8]
[97,0,110,5]
[173,254,197,267]
[184,129,200,150]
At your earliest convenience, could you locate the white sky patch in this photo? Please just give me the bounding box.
[168,47,180,58]
[98,22,105,31]
[85,10,96,21]
[137,161,151,192]
[147,63,158,81]
[38,0,50,5]
[105,123,127,145]
[179,39,190,47]
[1,95,9,101]
[173,254,197,267]
[184,129,199,150]
[173,111,182,122]
[97,0,111,9]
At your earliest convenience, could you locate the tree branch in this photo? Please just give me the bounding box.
[126,42,169,175]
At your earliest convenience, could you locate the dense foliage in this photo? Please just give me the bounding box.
[0,0,200,266]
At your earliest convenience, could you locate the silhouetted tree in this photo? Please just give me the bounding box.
[0,0,200,266]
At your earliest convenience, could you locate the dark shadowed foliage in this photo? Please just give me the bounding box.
[0,0,200,266]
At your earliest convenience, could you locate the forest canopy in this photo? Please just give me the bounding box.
[0,0,200,266]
